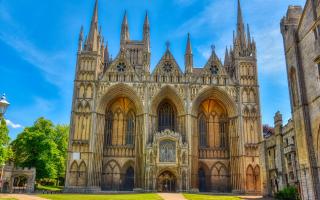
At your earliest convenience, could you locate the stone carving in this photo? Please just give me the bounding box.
[159,140,176,162]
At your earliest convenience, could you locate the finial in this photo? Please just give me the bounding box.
[211,45,215,53]
[166,41,170,50]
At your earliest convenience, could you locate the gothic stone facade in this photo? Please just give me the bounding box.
[0,163,36,193]
[263,112,298,196]
[65,0,266,194]
[280,1,320,199]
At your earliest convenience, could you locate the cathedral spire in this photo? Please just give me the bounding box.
[86,0,99,51]
[143,11,150,52]
[247,24,251,47]
[104,41,109,66]
[186,33,192,55]
[185,33,193,74]
[78,26,84,52]
[121,11,130,48]
[224,46,230,66]
[236,0,246,48]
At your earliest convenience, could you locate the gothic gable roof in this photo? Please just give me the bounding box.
[200,51,227,77]
[152,49,182,76]
[105,49,135,73]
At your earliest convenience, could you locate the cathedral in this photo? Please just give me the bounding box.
[65,0,265,194]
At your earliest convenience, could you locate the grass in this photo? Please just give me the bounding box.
[38,194,163,200]
[37,185,63,191]
[183,193,242,200]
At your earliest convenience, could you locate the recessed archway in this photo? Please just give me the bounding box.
[157,170,177,192]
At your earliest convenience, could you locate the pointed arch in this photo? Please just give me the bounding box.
[123,166,134,191]
[125,111,135,145]
[79,84,85,98]
[246,165,254,192]
[102,160,121,191]
[249,88,256,102]
[198,113,207,148]
[78,161,87,187]
[97,83,143,115]
[69,161,78,186]
[242,89,249,103]
[192,87,236,117]
[150,85,185,116]
[157,100,176,131]
[198,162,210,192]
[210,162,230,192]
[86,84,93,98]
[254,165,261,192]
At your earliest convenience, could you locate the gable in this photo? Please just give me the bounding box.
[152,50,182,76]
[201,52,227,77]
[105,50,135,74]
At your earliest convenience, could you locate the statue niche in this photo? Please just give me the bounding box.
[159,140,176,163]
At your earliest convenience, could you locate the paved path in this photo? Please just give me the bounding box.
[0,194,47,200]
[158,193,187,200]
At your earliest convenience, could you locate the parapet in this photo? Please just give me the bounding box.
[284,5,303,25]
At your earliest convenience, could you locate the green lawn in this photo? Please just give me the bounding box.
[37,185,63,191]
[38,194,163,200]
[184,194,242,200]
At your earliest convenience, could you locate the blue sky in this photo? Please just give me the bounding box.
[0,0,305,139]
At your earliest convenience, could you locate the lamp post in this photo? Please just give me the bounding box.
[0,94,10,193]
[0,94,10,118]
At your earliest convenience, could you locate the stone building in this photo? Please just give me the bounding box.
[65,0,266,194]
[263,112,299,196]
[280,1,320,199]
[0,163,36,193]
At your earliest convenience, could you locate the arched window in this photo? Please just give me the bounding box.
[199,114,207,148]
[158,101,175,131]
[126,112,135,145]
[220,116,228,148]
[105,111,113,146]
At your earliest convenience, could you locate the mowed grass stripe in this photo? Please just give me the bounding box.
[38,193,163,200]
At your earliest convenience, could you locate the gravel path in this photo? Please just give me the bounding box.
[0,194,47,200]
[158,193,187,200]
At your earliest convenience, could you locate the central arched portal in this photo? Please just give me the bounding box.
[157,171,177,192]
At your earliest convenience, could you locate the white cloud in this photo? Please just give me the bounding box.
[5,119,23,129]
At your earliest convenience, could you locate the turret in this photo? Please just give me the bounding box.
[78,26,84,52]
[120,11,130,49]
[224,47,230,66]
[185,33,193,74]
[143,12,151,73]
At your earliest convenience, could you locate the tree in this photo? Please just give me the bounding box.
[54,125,69,180]
[11,117,69,181]
[0,118,11,165]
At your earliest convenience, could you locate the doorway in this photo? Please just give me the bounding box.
[157,171,176,192]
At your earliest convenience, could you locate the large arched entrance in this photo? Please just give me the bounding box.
[157,171,176,192]
[192,87,236,192]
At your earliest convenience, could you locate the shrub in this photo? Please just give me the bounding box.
[275,186,299,200]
